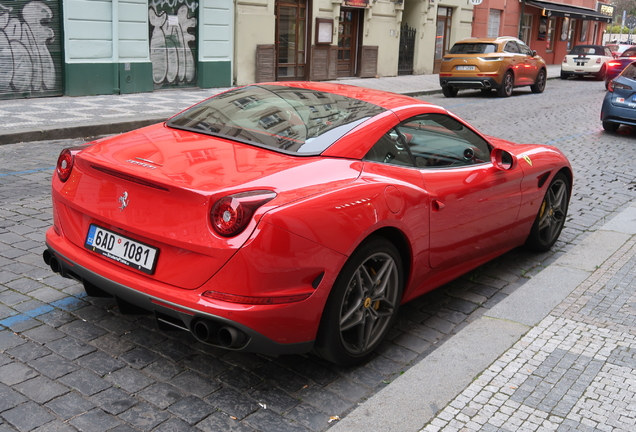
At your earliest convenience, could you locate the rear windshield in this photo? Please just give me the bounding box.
[570,46,603,55]
[167,85,385,155]
[448,43,497,54]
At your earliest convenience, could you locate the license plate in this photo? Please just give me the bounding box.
[85,225,159,274]
[456,65,475,71]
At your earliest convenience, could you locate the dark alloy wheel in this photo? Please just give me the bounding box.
[596,65,607,81]
[602,121,619,132]
[442,86,458,98]
[497,71,513,97]
[314,237,403,366]
[530,69,546,93]
[525,173,570,252]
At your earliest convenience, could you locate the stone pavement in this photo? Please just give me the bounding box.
[332,204,636,432]
[0,65,562,145]
[2,68,636,432]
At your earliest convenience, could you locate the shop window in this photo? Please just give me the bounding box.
[567,19,577,51]
[580,21,589,42]
[546,17,556,52]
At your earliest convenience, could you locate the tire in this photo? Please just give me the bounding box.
[525,172,570,252]
[442,86,458,98]
[602,121,619,132]
[497,71,513,97]
[560,70,569,80]
[596,65,607,81]
[530,69,547,93]
[314,237,403,366]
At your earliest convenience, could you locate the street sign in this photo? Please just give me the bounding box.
[627,16,636,30]
[470,0,483,5]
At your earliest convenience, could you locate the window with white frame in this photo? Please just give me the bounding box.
[521,14,533,44]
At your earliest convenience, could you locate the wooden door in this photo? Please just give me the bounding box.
[276,0,308,80]
[337,9,360,77]
[433,7,452,74]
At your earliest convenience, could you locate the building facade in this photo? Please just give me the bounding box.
[0,0,233,99]
[234,0,475,85]
[471,0,613,64]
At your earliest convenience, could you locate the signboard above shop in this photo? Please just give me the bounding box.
[343,0,369,8]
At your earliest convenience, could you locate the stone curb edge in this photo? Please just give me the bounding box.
[330,202,636,432]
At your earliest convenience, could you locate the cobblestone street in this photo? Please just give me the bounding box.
[1,77,636,431]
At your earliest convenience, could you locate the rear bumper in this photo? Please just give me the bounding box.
[439,76,501,90]
[561,65,602,74]
[601,100,636,128]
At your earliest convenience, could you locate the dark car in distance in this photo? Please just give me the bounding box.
[605,48,636,89]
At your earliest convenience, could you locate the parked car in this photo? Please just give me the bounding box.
[43,82,572,366]
[561,45,613,80]
[601,61,636,132]
[606,43,633,58]
[439,36,547,98]
[604,47,636,89]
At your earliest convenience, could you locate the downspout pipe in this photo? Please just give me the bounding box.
[113,0,120,94]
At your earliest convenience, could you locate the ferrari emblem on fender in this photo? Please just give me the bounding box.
[522,155,533,166]
[118,192,129,212]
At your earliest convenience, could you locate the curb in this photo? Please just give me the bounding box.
[330,202,636,432]
[0,117,167,146]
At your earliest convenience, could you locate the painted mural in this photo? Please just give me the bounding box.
[149,0,198,88]
[0,0,61,98]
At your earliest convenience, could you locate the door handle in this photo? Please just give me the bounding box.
[432,199,445,211]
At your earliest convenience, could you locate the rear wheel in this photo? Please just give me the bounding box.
[530,69,547,93]
[596,65,607,81]
[497,71,513,97]
[525,173,570,252]
[602,121,619,132]
[442,86,458,98]
[314,237,403,366]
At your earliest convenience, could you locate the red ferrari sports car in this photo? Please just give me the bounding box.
[44,82,572,366]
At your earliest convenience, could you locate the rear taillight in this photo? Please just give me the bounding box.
[609,80,633,92]
[56,149,74,182]
[608,61,621,68]
[211,190,276,237]
[596,58,602,64]
[562,56,567,63]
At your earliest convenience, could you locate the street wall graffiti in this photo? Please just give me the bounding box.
[0,0,61,97]
[149,0,198,88]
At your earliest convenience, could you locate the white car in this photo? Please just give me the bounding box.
[561,45,613,80]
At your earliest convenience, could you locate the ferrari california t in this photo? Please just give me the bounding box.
[44,82,572,366]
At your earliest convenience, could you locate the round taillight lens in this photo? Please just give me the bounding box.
[211,190,276,237]
[57,149,74,182]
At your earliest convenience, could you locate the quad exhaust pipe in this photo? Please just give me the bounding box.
[43,249,62,275]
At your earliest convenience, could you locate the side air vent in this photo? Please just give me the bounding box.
[91,165,169,191]
[537,172,551,189]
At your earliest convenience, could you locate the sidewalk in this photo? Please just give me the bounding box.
[0,65,562,145]
[332,203,636,432]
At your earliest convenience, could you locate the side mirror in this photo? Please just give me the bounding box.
[490,148,517,171]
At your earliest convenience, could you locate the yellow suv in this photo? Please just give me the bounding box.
[439,36,547,98]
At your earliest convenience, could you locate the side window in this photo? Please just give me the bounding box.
[364,129,414,167]
[395,114,491,168]
[518,42,533,56]
[605,48,612,57]
[504,41,519,53]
